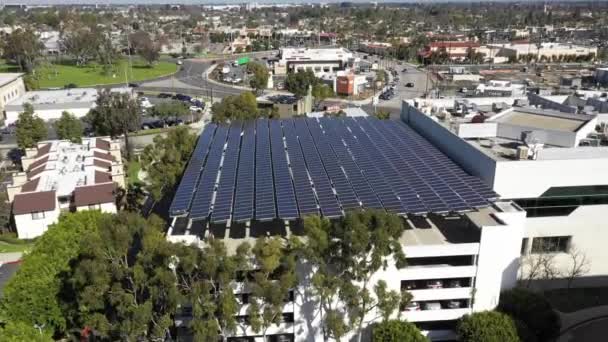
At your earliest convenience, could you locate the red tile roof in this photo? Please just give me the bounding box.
[93,159,111,170]
[27,155,49,171]
[95,171,112,184]
[36,143,52,157]
[73,183,115,206]
[95,138,111,151]
[21,178,40,192]
[93,151,115,162]
[27,166,46,180]
[12,191,56,215]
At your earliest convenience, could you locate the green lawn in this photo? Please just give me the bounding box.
[126,160,141,186]
[0,240,33,253]
[0,58,178,89]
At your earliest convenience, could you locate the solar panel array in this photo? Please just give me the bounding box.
[170,117,498,222]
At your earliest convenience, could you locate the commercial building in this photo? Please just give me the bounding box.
[486,42,597,61]
[275,47,355,77]
[0,73,26,116]
[418,41,481,60]
[3,87,132,125]
[6,138,125,239]
[403,95,608,289]
[475,80,526,97]
[167,117,526,341]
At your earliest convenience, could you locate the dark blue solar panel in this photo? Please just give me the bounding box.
[233,121,256,222]
[282,120,319,216]
[169,124,217,216]
[294,118,342,218]
[306,119,360,210]
[255,119,276,221]
[189,125,229,219]
[332,119,406,214]
[319,118,384,210]
[211,121,243,223]
[271,120,298,219]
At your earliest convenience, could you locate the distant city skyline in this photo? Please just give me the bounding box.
[3,0,568,5]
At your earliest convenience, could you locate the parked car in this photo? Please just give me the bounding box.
[139,97,153,109]
[189,106,203,112]
[176,60,183,65]
[165,118,184,127]
[401,68,408,73]
[426,280,443,289]
[158,93,173,98]
[423,302,442,310]
[404,301,420,311]
[447,279,462,288]
[128,83,139,88]
[141,120,164,130]
[173,94,192,102]
[445,300,462,309]
[405,82,415,87]
[191,99,205,108]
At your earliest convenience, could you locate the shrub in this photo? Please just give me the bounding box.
[457,311,519,342]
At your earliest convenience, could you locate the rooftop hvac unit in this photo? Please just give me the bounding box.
[517,145,529,160]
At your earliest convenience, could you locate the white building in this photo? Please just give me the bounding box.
[486,42,597,61]
[475,80,526,97]
[276,47,355,77]
[3,87,132,125]
[7,138,125,239]
[402,97,608,289]
[0,73,25,116]
[166,118,527,341]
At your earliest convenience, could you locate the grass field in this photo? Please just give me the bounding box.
[0,241,33,253]
[0,58,178,89]
[126,160,142,186]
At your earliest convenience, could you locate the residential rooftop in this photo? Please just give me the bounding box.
[0,73,23,87]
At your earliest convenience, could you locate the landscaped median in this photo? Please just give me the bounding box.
[0,58,178,89]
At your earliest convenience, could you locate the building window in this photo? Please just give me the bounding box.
[521,238,529,255]
[531,236,571,254]
[88,204,101,210]
[31,211,45,220]
[514,185,608,218]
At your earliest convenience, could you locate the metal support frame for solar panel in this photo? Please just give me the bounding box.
[233,121,256,222]
[282,120,319,216]
[211,122,243,223]
[270,120,298,219]
[345,118,430,214]
[384,119,492,209]
[331,119,406,214]
[357,118,456,213]
[293,119,342,218]
[255,119,276,221]
[169,124,217,216]
[190,126,229,220]
[318,118,384,210]
[305,119,360,210]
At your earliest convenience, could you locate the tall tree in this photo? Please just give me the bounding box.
[175,240,251,342]
[54,111,83,143]
[247,237,298,340]
[211,91,260,123]
[312,83,334,107]
[140,126,197,201]
[299,210,408,342]
[457,311,519,342]
[16,103,47,149]
[1,211,106,335]
[87,90,141,160]
[60,28,102,66]
[61,212,179,341]
[247,61,269,94]
[139,40,161,66]
[285,70,317,98]
[1,28,43,73]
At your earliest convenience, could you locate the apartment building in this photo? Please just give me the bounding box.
[167,117,527,341]
[402,96,608,289]
[7,138,125,239]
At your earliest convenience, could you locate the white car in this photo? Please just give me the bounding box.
[189,106,203,112]
[176,60,183,65]
[404,301,420,311]
[139,97,153,109]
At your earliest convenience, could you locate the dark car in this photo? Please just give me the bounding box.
[158,93,173,98]
[191,99,205,108]
[141,119,164,130]
[128,83,139,88]
[405,82,415,87]
[165,118,184,127]
[401,68,408,73]
[173,94,192,102]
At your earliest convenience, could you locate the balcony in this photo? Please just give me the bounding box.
[398,265,477,280]
[403,308,472,322]
[409,287,473,302]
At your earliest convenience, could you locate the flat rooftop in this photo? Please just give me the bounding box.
[5,87,132,111]
[170,117,497,224]
[493,108,590,132]
[0,73,23,87]
[280,47,353,62]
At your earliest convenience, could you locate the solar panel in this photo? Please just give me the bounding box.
[211,121,243,223]
[332,119,406,214]
[270,120,298,219]
[189,125,229,220]
[233,121,256,222]
[282,120,319,216]
[169,124,217,216]
[319,118,384,210]
[306,119,360,210]
[294,118,342,218]
[255,119,276,221]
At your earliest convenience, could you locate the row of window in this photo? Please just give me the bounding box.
[521,236,572,255]
[235,313,294,325]
[401,277,472,291]
[31,204,102,220]
[2,87,20,104]
[514,185,608,218]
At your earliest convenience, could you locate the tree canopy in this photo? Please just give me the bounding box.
[211,91,260,123]
[87,90,141,159]
[1,28,43,72]
[498,288,561,342]
[247,62,270,93]
[15,103,47,149]
[54,111,83,143]
[151,100,190,121]
[312,83,334,106]
[457,311,519,342]
[1,211,106,335]
[140,126,197,201]
[372,320,428,342]
[285,70,318,98]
